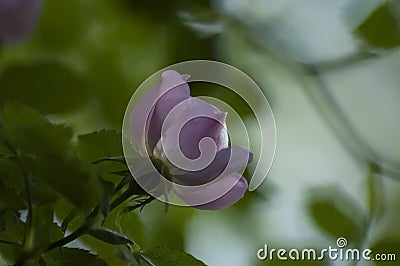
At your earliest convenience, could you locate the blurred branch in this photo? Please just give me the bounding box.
[301,65,378,161]
[372,162,400,182]
[301,65,400,182]
[239,24,400,182]
[0,153,13,160]
[0,239,21,246]
[308,50,380,73]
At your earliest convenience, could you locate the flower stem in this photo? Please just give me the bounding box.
[46,224,88,252]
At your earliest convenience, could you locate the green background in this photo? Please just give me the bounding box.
[1,0,400,265]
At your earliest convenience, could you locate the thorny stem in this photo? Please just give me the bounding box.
[109,188,134,212]
[11,169,151,265]
[46,177,151,253]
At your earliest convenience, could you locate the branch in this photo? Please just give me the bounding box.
[109,188,134,212]
[239,24,400,180]
[301,65,378,159]
[46,225,87,252]
[45,183,151,253]
[0,153,13,160]
[308,50,380,73]
[0,239,21,246]
[301,65,400,182]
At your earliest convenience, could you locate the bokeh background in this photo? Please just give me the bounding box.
[1,0,400,265]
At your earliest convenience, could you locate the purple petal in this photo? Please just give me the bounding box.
[178,116,227,159]
[153,97,229,173]
[146,70,190,151]
[130,70,190,154]
[130,87,158,154]
[176,173,248,210]
[173,146,252,186]
[0,0,41,45]
[155,116,228,173]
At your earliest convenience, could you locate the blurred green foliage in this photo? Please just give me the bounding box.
[356,2,400,49]
[308,186,367,246]
[0,62,90,114]
[1,0,400,265]
[42,248,107,266]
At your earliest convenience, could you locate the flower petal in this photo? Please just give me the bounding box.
[173,146,252,186]
[175,173,248,210]
[130,70,190,154]
[146,70,190,151]
[153,97,229,172]
[179,116,227,159]
[130,87,158,154]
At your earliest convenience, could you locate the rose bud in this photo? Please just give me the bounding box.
[130,70,252,210]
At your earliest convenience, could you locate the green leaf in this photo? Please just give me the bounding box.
[30,180,59,206]
[356,3,400,49]
[0,211,24,264]
[1,102,73,157]
[342,0,383,29]
[0,158,24,192]
[147,204,194,249]
[34,0,89,51]
[92,156,127,165]
[0,62,90,114]
[308,187,367,245]
[141,246,205,266]
[42,248,107,266]
[24,205,63,252]
[76,130,126,184]
[80,234,132,266]
[115,208,146,248]
[121,196,154,214]
[33,156,103,212]
[109,170,130,177]
[309,201,359,241]
[0,140,10,158]
[61,208,80,233]
[87,228,133,245]
[0,211,24,244]
[99,179,114,223]
[76,130,123,163]
[0,180,25,212]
